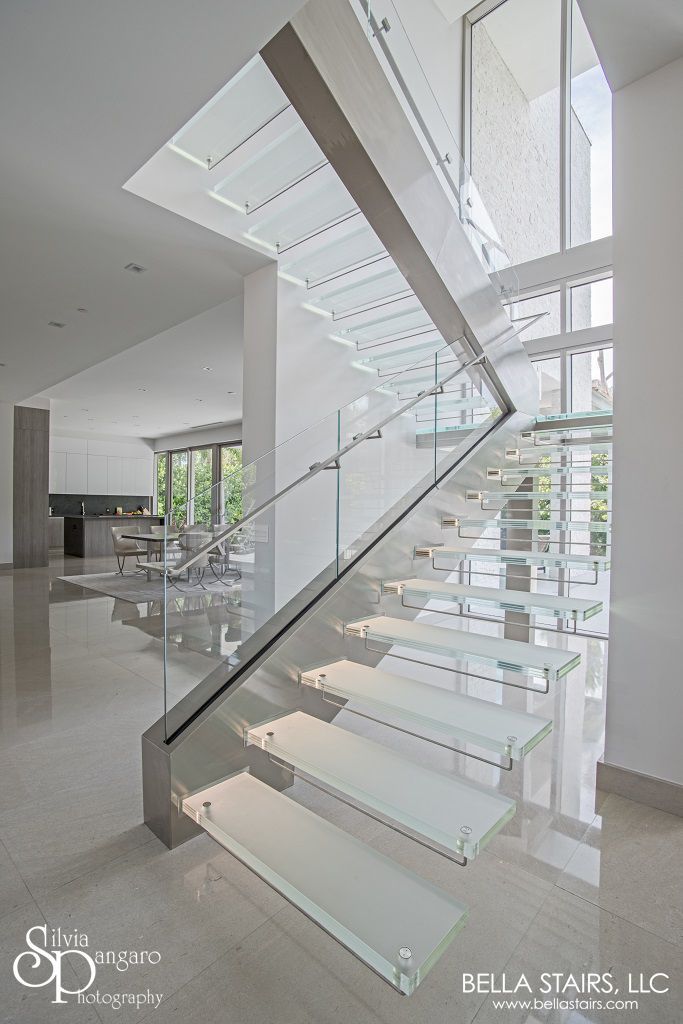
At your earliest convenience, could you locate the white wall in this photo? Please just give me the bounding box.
[605,56,683,787]
[152,422,242,453]
[0,402,13,565]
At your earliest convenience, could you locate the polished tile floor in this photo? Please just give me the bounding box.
[1,552,681,1023]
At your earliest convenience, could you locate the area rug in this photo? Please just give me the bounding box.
[58,571,239,604]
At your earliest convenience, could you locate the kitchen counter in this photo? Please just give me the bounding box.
[64,515,163,558]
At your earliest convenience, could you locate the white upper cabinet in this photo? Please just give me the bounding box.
[107,457,123,495]
[49,451,67,493]
[49,434,153,493]
[87,455,108,494]
[65,453,88,494]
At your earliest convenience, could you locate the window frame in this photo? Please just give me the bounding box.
[154,437,242,519]
[464,0,606,261]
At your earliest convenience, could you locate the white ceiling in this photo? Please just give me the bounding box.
[37,297,243,440]
[578,0,683,91]
[0,0,302,404]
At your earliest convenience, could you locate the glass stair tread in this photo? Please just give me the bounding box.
[183,771,467,995]
[490,464,612,479]
[247,168,356,250]
[416,396,488,416]
[340,306,435,344]
[344,615,581,682]
[472,490,607,501]
[213,122,325,213]
[382,578,602,621]
[416,420,491,437]
[300,659,552,759]
[511,442,612,457]
[281,223,386,286]
[534,411,613,424]
[171,56,287,169]
[247,711,516,859]
[452,517,610,533]
[416,544,610,572]
[355,338,446,368]
[312,266,410,316]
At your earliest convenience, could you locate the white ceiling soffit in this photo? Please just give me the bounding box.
[478,0,596,101]
[0,0,302,404]
[578,0,683,91]
[433,0,476,23]
[38,298,244,440]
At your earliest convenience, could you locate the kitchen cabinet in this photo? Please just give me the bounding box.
[65,453,87,494]
[87,455,108,495]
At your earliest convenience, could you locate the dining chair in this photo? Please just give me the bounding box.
[110,526,144,575]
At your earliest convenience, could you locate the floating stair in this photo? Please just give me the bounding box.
[444,516,610,534]
[507,441,612,459]
[300,659,552,761]
[382,578,602,622]
[415,543,610,575]
[247,712,515,861]
[489,464,612,483]
[183,771,468,995]
[344,615,581,685]
[468,489,608,503]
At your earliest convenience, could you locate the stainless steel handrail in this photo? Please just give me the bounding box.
[157,353,487,576]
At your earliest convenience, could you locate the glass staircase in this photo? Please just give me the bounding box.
[148,0,616,990]
[159,380,612,996]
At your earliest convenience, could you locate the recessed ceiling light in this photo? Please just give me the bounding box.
[195,398,204,403]
[227,391,235,395]
[203,366,212,371]
[137,387,148,392]
[48,321,66,328]
[77,307,88,313]
[81,408,89,412]
[124,262,147,273]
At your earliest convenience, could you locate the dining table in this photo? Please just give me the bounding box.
[121,531,180,581]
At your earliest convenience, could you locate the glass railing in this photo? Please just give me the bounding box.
[153,348,504,740]
[351,0,518,301]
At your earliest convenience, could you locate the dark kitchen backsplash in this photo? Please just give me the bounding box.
[49,494,152,517]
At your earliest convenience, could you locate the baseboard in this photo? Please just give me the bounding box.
[596,758,683,818]
[0,562,13,570]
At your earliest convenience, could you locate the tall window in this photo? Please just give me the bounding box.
[220,444,243,524]
[570,0,612,244]
[467,0,612,263]
[571,346,613,411]
[154,453,167,516]
[171,451,189,526]
[531,356,562,416]
[569,277,613,330]
[190,448,213,525]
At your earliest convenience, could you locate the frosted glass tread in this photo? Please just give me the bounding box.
[493,464,612,478]
[476,490,607,501]
[183,772,467,995]
[385,578,602,620]
[458,518,610,533]
[300,660,552,758]
[248,712,515,858]
[345,615,581,681]
[425,544,610,571]
[513,441,612,455]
